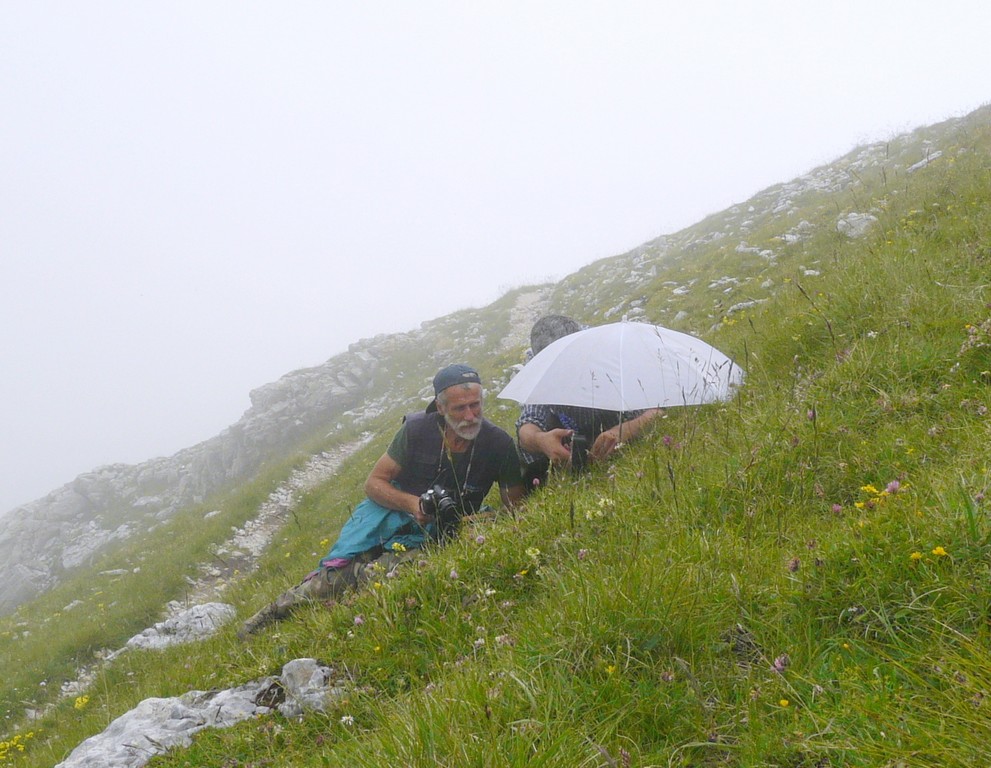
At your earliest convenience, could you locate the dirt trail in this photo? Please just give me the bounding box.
[172,434,374,612]
[48,436,372,709]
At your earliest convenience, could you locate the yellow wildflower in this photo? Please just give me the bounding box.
[390,542,407,552]
[779,699,790,707]
[74,695,89,710]
[931,546,949,557]
[910,551,923,561]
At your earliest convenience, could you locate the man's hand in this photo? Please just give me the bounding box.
[410,496,434,526]
[590,426,622,462]
[590,409,662,463]
[519,423,574,464]
[501,482,526,509]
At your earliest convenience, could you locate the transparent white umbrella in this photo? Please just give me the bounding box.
[498,319,743,411]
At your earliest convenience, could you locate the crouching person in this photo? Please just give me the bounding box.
[238,364,524,637]
[516,315,660,491]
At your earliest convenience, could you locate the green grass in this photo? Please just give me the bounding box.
[4,106,991,766]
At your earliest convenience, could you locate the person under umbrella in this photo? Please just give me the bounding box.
[514,315,660,490]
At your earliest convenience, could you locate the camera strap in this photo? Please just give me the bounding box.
[436,424,475,513]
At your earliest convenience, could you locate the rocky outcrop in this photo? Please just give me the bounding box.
[0,344,383,614]
[54,659,344,768]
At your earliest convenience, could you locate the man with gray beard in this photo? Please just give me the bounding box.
[239,364,523,637]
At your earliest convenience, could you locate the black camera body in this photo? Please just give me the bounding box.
[565,432,589,472]
[419,484,461,536]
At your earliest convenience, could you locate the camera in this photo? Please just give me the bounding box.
[419,484,461,536]
[564,433,589,472]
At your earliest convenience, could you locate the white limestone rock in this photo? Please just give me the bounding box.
[55,659,341,768]
[836,212,878,238]
[126,603,236,650]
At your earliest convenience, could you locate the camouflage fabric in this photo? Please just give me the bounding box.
[237,550,419,637]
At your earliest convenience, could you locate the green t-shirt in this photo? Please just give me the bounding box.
[386,412,522,512]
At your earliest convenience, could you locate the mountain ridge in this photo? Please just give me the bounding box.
[0,106,984,616]
[4,102,991,766]
[0,284,554,613]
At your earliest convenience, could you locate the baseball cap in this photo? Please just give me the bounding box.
[426,364,481,412]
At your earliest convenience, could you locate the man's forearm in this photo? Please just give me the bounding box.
[365,476,421,518]
[617,408,660,442]
[591,409,662,462]
[518,422,547,454]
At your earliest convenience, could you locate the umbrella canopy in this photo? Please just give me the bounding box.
[498,320,743,411]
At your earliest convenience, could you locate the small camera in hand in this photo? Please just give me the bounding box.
[564,433,589,472]
[419,484,461,536]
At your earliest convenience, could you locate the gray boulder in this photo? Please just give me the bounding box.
[55,659,341,768]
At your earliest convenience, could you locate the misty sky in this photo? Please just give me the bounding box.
[2,2,989,514]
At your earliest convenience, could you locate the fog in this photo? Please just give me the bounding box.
[2,1,989,514]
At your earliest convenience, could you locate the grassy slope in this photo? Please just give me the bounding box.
[4,107,991,766]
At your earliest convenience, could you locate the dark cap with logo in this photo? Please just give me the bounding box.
[426,364,481,412]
